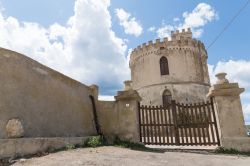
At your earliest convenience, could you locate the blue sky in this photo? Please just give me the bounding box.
[0,0,250,123]
[1,0,249,63]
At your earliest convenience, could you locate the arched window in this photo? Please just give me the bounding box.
[162,90,172,106]
[160,56,169,75]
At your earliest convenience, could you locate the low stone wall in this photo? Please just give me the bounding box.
[0,137,90,159]
[0,48,97,138]
[98,101,117,140]
[97,90,141,143]
[0,48,143,158]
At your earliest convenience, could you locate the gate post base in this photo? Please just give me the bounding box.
[221,137,250,152]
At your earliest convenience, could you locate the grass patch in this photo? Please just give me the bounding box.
[85,136,104,147]
[47,144,77,153]
[113,137,145,149]
[65,144,76,150]
[46,136,104,154]
[214,147,250,156]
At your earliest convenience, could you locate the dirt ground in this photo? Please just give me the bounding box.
[13,146,250,166]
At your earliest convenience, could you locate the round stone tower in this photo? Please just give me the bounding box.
[129,28,210,105]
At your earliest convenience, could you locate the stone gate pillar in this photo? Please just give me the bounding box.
[114,81,142,142]
[207,73,250,151]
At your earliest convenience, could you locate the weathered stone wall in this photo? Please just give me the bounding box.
[138,83,210,105]
[130,29,210,105]
[97,101,117,139]
[0,48,97,138]
[97,90,141,143]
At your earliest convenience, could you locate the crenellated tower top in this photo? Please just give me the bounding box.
[130,28,207,67]
[129,28,211,105]
[171,28,192,40]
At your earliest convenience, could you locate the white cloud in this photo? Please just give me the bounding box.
[0,0,130,95]
[0,2,4,12]
[147,26,156,32]
[209,60,250,88]
[155,3,218,38]
[243,104,250,125]
[182,3,218,29]
[208,60,250,123]
[173,17,180,22]
[207,64,217,84]
[192,29,204,38]
[157,25,175,38]
[115,8,143,37]
[98,95,115,101]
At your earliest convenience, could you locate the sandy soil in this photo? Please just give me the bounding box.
[13,146,250,166]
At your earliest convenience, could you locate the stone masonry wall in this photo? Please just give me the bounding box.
[0,48,97,138]
[138,83,210,105]
[97,90,141,143]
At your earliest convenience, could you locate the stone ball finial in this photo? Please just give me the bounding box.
[5,118,24,138]
[215,72,229,84]
[124,80,132,91]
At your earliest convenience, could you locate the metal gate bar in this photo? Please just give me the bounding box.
[138,98,220,146]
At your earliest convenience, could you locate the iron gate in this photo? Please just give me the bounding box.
[138,98,220,146]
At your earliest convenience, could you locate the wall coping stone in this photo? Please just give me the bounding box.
[207,73,244,97]
[207,85,245,97]
[115,90,141,101]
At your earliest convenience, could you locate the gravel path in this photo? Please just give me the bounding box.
[13,146,250,166]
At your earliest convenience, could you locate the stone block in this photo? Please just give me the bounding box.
[5,119,24,138]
